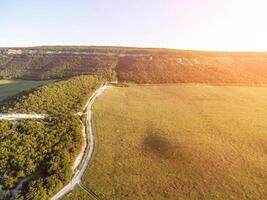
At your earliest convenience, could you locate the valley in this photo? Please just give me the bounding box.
[0,47,267,200]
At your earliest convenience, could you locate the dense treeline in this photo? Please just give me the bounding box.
[0,116,81,199]
[0,55,116,81]
[0,75,104,200]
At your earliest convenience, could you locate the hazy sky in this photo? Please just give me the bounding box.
[1,0,267,51]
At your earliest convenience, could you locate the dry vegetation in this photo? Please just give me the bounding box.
[80,84,267,200]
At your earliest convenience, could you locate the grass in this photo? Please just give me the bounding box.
[0,79,53,101]
[63,187,92,200]
[74,84,267,200]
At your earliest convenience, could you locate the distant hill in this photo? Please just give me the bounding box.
[1,46,267,84]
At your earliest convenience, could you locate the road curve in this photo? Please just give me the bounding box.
[51,85,109,200]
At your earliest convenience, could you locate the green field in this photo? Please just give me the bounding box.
[0,79,53,101]
[71,84,267,200]
[63,187,91,200]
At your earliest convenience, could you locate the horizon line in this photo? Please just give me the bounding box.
[2,44,267,53]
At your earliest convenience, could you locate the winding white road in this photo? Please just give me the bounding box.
[0,113,46,120]
[51,85,109,200]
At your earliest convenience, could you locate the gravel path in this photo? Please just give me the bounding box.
[50,85,109,200]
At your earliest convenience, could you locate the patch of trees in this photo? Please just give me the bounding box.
[0,75,104,199]
[0,55,117,81]
[1,75,103,114]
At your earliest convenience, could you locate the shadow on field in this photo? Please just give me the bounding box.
[142,126,182,162]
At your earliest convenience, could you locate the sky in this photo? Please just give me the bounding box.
[1,0,267,51]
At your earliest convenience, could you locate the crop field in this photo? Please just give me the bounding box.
[74,84,267,200]
[0,79,53,101]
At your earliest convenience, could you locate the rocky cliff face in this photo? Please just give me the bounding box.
[1,48,152,58]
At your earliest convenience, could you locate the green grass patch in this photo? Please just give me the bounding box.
[81,84,267,200]
[0,79,53,101]
[62,186,92,200]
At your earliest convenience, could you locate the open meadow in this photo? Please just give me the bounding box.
[0,79,53,101]
[77,84,267,200]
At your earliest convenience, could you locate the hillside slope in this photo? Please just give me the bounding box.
[116,55,267,83]
[1,46,267,83]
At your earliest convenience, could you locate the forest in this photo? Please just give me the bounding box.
[0,75,104,200]
[0,54,117,81]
